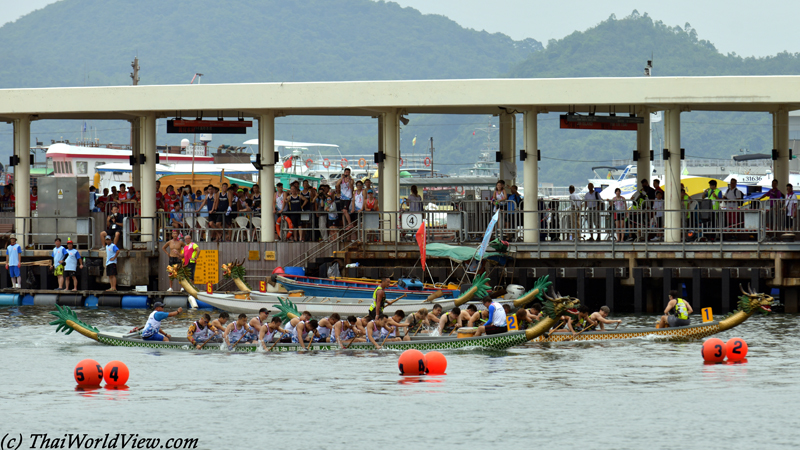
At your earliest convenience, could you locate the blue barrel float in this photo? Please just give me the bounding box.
[121,295,149,309]
[0,294,20,306]
[21,294,34,306]
[84,295,99,308]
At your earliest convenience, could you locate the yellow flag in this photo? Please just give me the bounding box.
[412,136,417,146]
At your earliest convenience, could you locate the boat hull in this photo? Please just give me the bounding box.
[96,330,529,352]
[198,292,473,316]
[276,275,458,300]
[531,321,725,342]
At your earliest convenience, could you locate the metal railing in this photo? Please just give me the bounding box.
[2,216,96,249]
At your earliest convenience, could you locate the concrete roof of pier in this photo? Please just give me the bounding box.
[1,76,799,121]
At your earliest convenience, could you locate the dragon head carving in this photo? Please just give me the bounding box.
[738,284,773,314]
[541,289,581,320]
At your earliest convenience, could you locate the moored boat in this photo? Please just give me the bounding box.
[276,274,460,300]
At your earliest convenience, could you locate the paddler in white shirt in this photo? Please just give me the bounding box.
[332,315,360,348]
[259,317,287,350]
[473,297,508,337]
[224,313,257,347]
[317,313,341,343]
[248,308,270,341]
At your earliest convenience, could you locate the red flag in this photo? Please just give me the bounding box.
[415,221,426,270]
[282,157,293,170]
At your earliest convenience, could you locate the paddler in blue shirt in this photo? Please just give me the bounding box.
[141,302,183,342]
[473,297,508,337]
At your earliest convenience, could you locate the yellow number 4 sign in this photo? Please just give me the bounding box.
[701,307,713,323]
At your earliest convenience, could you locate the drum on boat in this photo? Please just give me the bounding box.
[457,327,478,339]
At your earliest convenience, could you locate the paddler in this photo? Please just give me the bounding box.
[437,307,461,335]
[332,315,359,348]
[656,290,693,328]
[187,313,222,349]
[404,308,431,335]
[460,305,479,326]
[528,303,543,322]
[247,308,270,342]
[370,277,402,316]
[259,317,287,350]
[567,306,597,335]
[467,309,489,327]
[210,311,230,338]
[473,297,507,337]
[589,306,622,331]
[283,311,316,350]
[384,310,410,341]
[224,313,257,347]
[317,313,341,342]
[141,302,183,342]
[426,303,443,324]
[361,313,391,349]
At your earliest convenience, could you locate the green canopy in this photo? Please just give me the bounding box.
[425,243,500,263]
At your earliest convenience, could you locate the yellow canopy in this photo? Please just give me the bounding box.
[681,177,728,197]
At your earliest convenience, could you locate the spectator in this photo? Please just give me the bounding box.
[222,186,237,241]
[2,185,15,211]
[286,183,306,242]
[110,186,118,199]
[703,180,723,241]
[364,189,379,242]
[651,190,664,241]
[568,185,581,241]
[492,180,507,213]
[724,178,744,230]
[632,179,656,241]
[104,235,118,292]
[96,188,109,212]
[183,234,199,281]
[315,184,329,242]
[507,185,522,235]
[215,185,231,242]
[164,185,179,212]
[100,204,123,247]
[301,180,316,240]
[50,238,66,290]
[181,185,195,219]
[610,187,626,242]
[335,167,354,228]
[325,189,340,240]
[30,185,38,212]
[653,179,664,195]
[196,189,207,217]
[364,179,374,196]
[170,202,185,229]
[786,184,797,231]
[5,236,22,289]
[89,186,99,212]
[205,185,220,240]
[583,183,601,241]
[350,180,365,224]
[251,184,261,211]
[408,185,423,212]
[161,230,184,291]
[59,238,83,291]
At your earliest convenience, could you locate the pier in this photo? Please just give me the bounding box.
[2,76,800,312]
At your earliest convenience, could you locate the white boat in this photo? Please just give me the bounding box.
[196,291,506,316]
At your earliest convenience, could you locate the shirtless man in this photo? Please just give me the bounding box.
[589,306,622,331]
[332,315,359,348]
[247,308,270,341]
[259,317,287,350]
[460,305,479,326]
[161,230,184,291]
[566,306,597,335]
[210,311,230,338]
[384,310,410,341]
[404,308,431,335]
[437,307,461,335]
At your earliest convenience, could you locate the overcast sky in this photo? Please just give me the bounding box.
[0,0,798,57]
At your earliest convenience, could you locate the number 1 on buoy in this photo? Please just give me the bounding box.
[701,307,713,323]
[206,282,213,294]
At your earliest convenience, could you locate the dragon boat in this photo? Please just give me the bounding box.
[48,276,556,352]
[527,284,773,343]
[275,274,459,300]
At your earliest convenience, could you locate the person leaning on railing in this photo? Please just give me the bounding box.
[724,178,744,232]
[702,180,723,242]
[765,180,785,238]
[630,179,655,242]
[786,184,797,232]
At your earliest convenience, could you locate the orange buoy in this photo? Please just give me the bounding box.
[424,351,447,375]
[701,338,727,363]
[725,337,748,361]
[74,359,104,387]
[398,349,426,375]
[103,361,130,387]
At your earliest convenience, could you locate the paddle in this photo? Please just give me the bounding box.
[344,332,359,349]
[614,321,621,330]
[387,293,408,306]
[265,335,282,352]
[542,320,565,339]
[229,328,251,350]
[197,332,216,350]
[412,323,425,337]
[570,323,597,340]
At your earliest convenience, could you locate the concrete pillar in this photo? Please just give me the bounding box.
[130,119,141,193]
[636,108,652,184]
[664,108,682,243]
[774,108,790,188]
[259,111,275,242]
[498,112,517,185]
[522,109,539,243]
[382,110,400,238]
[139,114,157,242]
[377,115,384,209]
[13,116,31,246]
